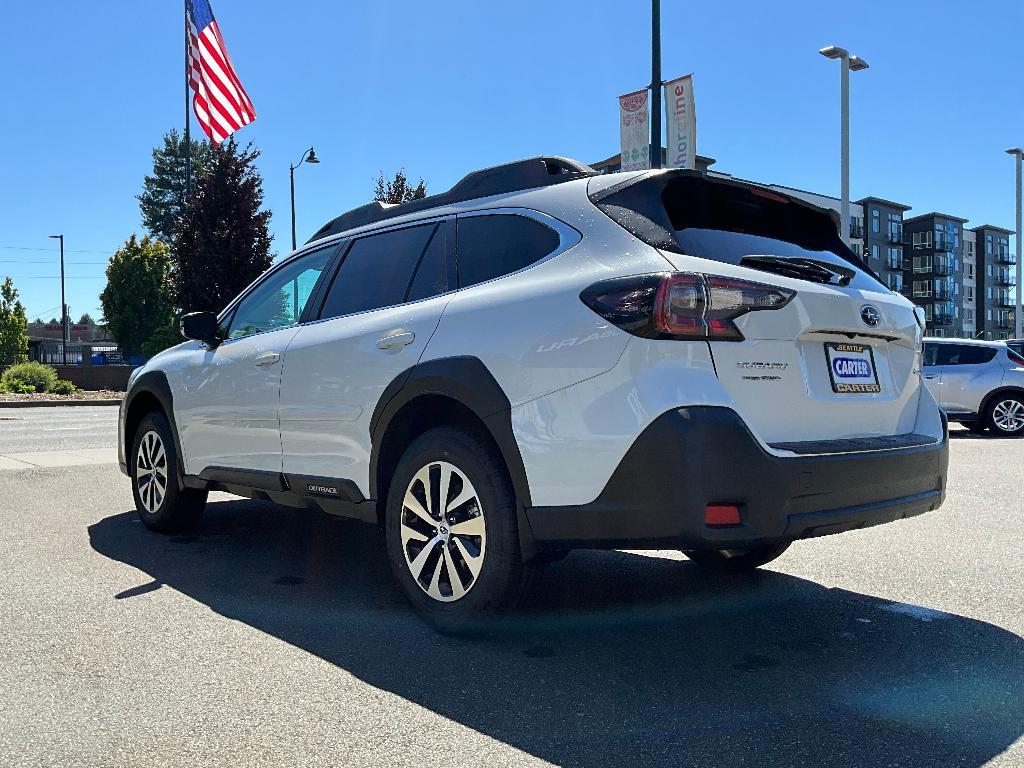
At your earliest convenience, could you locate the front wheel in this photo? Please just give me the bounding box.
[986,396,1024,437]
[384,426,533,630]
[131,411,207,532]
[682,543,791,573]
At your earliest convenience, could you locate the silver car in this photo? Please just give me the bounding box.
[923,338,1024,436]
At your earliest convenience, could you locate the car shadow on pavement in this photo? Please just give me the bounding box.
[89,500,1024,768]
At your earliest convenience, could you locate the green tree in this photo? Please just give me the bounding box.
[77,312,94,325]
[373,169,427,204]
[174,139,273,312]
[138,129,212,245]
[0,277,29,366]
[99,235,175,357]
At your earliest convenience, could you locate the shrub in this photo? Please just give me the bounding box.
[0,361,58,393]
[49,379,79,396]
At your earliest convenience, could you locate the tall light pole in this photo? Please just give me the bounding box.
[820,46,869,246]
[290,146,320,251]
[650,0,662,169]
[1007,148,1023,339]
[48,234,67,365]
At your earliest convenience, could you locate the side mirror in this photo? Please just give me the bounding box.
[180,311,221,345]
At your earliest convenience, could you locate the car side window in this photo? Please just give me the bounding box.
[319,223,437,320]
[456,214,560,288]
[933,344,961,366]
[922,343,938,367]
[955,346,997,365]
[226,247,334,340]
[406,223,452,302]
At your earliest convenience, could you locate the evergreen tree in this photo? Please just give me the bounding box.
[0,277,29,366]
[99,235,175,357]
[174,139,273,312]
[138,129,211,245]
[373,169,427,204]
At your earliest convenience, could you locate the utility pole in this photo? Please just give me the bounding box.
[650,0,662,169]
[1007,148,1023,338]
[48,234,67,365]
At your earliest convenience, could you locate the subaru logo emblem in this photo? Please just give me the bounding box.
[860,305,881,328]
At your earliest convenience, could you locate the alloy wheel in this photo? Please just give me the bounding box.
[992,399,1024,433]
[136,430,169,513]
[400,461,486,602]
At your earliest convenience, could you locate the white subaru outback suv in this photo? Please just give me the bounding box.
[119,157,948,626]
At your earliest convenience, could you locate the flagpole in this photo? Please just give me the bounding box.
[183,0,191,201]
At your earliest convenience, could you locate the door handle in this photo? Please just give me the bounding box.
[254,351,280,366]
[923,374,938,379]
[376,332,416,351]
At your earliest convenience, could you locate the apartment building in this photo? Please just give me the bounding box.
[902,213,966,337]
[971,225,1016,340]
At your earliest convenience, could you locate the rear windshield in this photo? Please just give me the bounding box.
[591,172,878,286]
[673,228,852,271]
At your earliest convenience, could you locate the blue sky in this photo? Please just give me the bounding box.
[0,0,1020,322]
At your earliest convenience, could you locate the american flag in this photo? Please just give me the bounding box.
[186,0,256,145]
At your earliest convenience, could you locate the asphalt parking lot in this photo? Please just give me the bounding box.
[0,407,1021,767]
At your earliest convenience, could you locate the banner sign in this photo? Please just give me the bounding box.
[663,74,696,169]
[619,89,650,172]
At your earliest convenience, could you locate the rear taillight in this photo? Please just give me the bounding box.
[580,272,794,342]
[1008,349,1024,366]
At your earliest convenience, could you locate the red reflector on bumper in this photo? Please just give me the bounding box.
[705,504,741,526]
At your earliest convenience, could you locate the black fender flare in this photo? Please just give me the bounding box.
[369,356,537,555]
[122,370,186,487]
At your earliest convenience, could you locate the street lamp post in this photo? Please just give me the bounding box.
[290,147,320,251]
[650,0,662,169]
[819,46,869,247]
[1006,148,1023,339]
[48,234,67,365]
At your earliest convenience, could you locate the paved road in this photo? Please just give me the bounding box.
[0,411,1022,767]
[0,406,118,453]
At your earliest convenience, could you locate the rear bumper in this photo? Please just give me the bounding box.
[525,406,948,550]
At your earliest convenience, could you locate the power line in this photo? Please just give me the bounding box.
[0,260,108,265]
[0,245,115,255]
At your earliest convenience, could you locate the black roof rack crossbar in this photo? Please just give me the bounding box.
[307,156,596,244]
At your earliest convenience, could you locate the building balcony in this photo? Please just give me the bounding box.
[849,222,864,239]
[887,230,903,245]
[993,270,1015,287]
[933,287,952,301]
[996,317,1013,329]
[932,261,952,277]
[934,239,954,253]
[997,296,1015,308]
[995,251,1016,265]
[886,256,904,271]
[932,313,954,326]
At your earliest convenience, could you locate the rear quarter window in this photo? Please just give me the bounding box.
[456,214,559,288]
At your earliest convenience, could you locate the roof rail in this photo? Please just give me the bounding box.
[307,156,596,244]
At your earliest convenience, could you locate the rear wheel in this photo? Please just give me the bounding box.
[986,395,1024,437]
[385,426,533,630]
[682,543,790,573]
[131,411,207,532]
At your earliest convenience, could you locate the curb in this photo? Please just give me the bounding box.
[0,399,122,408]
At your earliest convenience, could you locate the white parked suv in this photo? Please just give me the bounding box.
[119,157,949,627]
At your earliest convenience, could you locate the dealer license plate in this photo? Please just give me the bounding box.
[824,342,881,394]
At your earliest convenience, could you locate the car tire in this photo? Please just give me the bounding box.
[130,411,207,532]
[682,543,791,573]
[384,425,534,631]
[985,395,1024,437]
